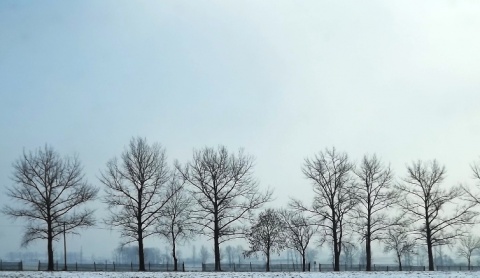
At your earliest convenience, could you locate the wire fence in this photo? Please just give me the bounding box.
[202,263,311,272]
[202,263,480,272]
[0,260,23,271]
[36,261,186,272]
[2,260,480,272]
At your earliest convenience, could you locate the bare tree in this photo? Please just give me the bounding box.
[2,145,98,271]
[434,245,445,266]
[225,245,234,265]
[176,146,272,271]
[383,227,416,271]
[280,210,316,271]
[291,147,356,271]
[395,160,478,271]
[245,208,286,271]
[358,244,367,265]
[235,245,244,264]
[341,241,357,268]
[353,154,397,271]
[306,247,318,265]
[200,245,210,264]
[100,137,171,271]
[457,234,480,270]
[156,169,196,271]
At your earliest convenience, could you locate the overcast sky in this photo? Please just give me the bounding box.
[1,0,480,263]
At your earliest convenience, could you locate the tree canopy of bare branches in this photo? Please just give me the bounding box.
[2,145,98,271]
[280,210,316,271]
[100,137,171,271]
[457,234,480,270]
[395,160,478,271]
[383,227,416,271]
[353,154,397,271]
[156,169,196,271]
[291,147,356,271]
[463,159,480,206]
[176,146,272,271]
[245,208,286,272]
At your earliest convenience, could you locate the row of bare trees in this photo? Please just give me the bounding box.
[2,138,272,271]
[4,142,480,272]
[289,147,480,271]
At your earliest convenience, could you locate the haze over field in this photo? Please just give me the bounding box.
[1,0,480,265]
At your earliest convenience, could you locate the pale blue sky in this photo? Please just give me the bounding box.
[1,0,480,262]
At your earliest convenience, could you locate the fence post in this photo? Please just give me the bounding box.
[38,261,40,271]
[293,263,295,271]
[387,266,389,271]
[20,261,23,271]
[250,262,252,271]
[56,260,58,271]
[319,264,321,272]
[234,263,236,272]
[423,266,425,271]
[374,264,376,271]
[0,260,2,271]
[182,262,185,272]
[94,262,96,271]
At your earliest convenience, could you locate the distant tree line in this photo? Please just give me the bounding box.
[3,140,480,271]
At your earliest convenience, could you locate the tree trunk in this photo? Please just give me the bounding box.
[332,208,340,271]
[47,215,54,271]
[266,251,270,272]
[426,231,434,271]
[138,236,145,271]
[468,257,471,271]
[214,236,220,271]
[302,253,306,272]
[47,230,54,271]
[173,242,178,271]
[138,189,145,271]
[333,243,340,271]
[397,254,402,271]
[366,213,372,271]
[214,214,221,271]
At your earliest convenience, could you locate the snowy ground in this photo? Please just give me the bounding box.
[0,272,478,278]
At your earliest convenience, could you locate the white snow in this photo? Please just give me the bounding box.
[0,272,478,278]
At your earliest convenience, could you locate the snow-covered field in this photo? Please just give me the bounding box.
[0,272,478,278]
